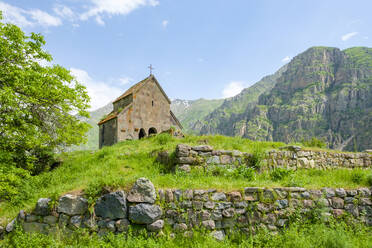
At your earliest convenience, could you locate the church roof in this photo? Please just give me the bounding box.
[113,74,171,104]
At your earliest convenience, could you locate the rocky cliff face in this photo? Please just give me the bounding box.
[200,47,372,151]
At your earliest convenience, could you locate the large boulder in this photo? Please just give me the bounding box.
[95,191,127,219]
[129,204,162,224]
[58,194,88,216]
[34,198,51,216]
[127,178,156,204]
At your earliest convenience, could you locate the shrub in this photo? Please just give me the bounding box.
[154,133,173,145]
[367,172,372,186]
[270,168,292,181]
[302,137,327,148]
[247,145,265,170]
[351,171,365,184]
[233,166,255,180]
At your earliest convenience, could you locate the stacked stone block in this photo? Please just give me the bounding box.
[173,144,372,171]
[2,178,371,240]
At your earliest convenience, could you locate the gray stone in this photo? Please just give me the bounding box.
[34,198,51,216]
[183,189,193,199]
[58,194,88,216]
[222,208,235,218]
[211,210,222,221]
[129,204,162,224]
[70,215,82,228]
[17,210,26,221]
[276,199,288,209]
[204,201,215,209]
[95,191,127,219]
[206,156,220,164]
[173,223,188,232]
[211,192,227,201]
[193,201,204,210]
[176,144,190,157]
[228,191,242,202]
[127,178,156,204]
[174,189,183,201]
[43,216,58,225]
[211,230,225,241]
[58,214,70,227]
[323,188,335,198]
[201,220,215,230]
[335,188,346,197]
[178,157,196,164]
[192,145,213,152]
[115,219,130,232]
[358,188,371,197]
[106,221,116,232]
[147,219,164,232]
[83,217,97,230]
[6,219,16,233]
[177,164,191,173]
[22,222,49,234]
[345,204,359,217]
[280,145,301,152]
[244,187,262,193]
[331,197,344,209]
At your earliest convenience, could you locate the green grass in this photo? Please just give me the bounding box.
[0,134,371,224]
[2,220,371,248]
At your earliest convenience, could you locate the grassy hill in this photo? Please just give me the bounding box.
[1,134,372,247]
[2,135,371,222]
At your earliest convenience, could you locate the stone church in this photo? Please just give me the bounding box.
[98,74,182,148]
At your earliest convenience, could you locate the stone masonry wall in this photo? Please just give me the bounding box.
[174,144,372,172]
[1,178,371,240]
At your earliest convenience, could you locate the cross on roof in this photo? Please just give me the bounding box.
[148,64,154,75]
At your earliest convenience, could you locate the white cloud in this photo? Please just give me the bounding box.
[222,81,245,98]
[281,56,291,63]
[162,19,168,28]
[341,32,358,41]
[0,1,61,27]
[119,77,132,85]
[53,5,75,19]
[29,9,62,27]
[80,0,159,25]
[70,68,124,110]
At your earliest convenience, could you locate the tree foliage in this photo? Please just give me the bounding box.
[0,13,90,199]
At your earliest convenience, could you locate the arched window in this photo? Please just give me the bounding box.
[148,127,157,136]
[139,128,146,139]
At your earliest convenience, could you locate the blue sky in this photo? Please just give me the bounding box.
[1,0,371,110]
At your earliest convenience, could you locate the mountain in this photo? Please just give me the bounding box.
[72,103,113,151]
[171,98,224,133]
[200,46,372,151]
[199,64,288,136]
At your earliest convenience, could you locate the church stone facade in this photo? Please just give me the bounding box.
[98,75,182,148]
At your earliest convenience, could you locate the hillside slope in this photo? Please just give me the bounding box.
[171,98,224,133]
[199,64,288,136]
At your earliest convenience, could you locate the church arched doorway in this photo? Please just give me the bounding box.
[148,127,157,136]
[139,128,146,139]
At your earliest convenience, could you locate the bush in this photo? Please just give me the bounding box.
[270,168,292,181]
[351,171,365,184]
[302,137,327,148]
[233,166,255,180]
[367,173,372,186]
[247,145,265,170]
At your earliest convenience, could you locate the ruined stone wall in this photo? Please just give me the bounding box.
[1,178,371,240]
[174,144,372,171]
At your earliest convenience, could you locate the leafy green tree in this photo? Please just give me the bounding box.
[0,12,90,180]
